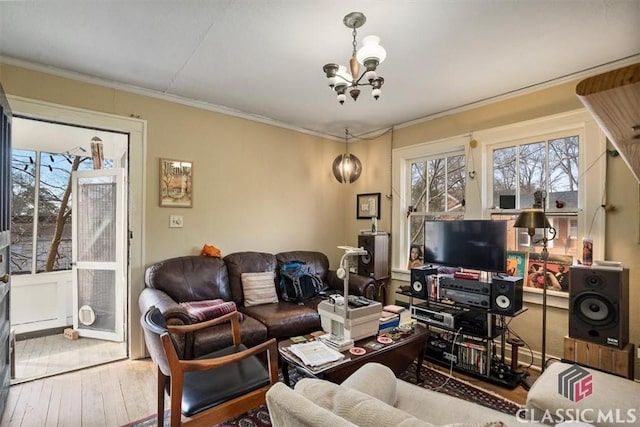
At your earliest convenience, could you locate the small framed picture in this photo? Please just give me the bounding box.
[357,193,381,219]
[159,158,193,208]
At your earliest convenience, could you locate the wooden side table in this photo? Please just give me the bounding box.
[563,336,634,379]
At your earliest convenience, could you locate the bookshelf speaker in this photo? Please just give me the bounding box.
[357,233,389,279]
[569,266,629,348]
[490,276,523,315]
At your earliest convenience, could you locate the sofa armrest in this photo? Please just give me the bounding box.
[340,362,398,406]
[526,362,640,426]
[326,270,376,299]
[138,287,191,325]
[266,382,357,427]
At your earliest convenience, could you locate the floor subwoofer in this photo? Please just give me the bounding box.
[569,266,629,348]
[357,233,389,279]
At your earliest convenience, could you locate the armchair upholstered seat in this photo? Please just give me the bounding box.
[141,306,278,426]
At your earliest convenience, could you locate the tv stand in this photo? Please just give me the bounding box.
[401,287,527,389]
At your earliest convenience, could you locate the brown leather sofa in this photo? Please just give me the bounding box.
[139,250,376,358]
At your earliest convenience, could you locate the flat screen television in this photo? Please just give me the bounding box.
[423,219,507,273]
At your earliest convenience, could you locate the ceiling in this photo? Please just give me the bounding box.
[1,1,639,140]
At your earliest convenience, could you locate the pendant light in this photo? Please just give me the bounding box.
[332,128,362,183]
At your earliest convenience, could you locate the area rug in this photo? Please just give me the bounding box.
[123,362,521,426]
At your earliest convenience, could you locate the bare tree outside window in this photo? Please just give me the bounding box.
[11,150,93,274]
[492,135,580,257]
[408,153,466,255]
[492,136,579,210]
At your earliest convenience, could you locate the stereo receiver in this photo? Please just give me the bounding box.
[411,303,461,329]
[439,288,491,309]
[439,276,491,295]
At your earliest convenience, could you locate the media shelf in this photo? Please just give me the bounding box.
[398,289,525,389]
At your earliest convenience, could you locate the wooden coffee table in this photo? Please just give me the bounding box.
[279,324,428,385]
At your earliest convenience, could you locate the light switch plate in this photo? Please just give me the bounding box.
[169,215,183,228]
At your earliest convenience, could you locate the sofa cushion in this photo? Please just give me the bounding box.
[144,256,232,302]
[241,272,279,306]
[224,252,278,305]
[241,301,321,339]
[295,378,436,427]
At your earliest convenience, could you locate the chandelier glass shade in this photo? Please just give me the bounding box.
[332,128,362,183]
[322,12,386,104]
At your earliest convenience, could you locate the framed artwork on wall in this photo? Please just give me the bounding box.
[357,193,381,219]
[159,158,193,207]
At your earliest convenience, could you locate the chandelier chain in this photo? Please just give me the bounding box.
[351,27,358,57]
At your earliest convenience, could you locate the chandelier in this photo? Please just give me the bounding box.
[332,128,362,183]
[322,12,386,105]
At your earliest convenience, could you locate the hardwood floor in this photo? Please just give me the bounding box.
[2,359,160,427]
[12,334,127,385]
[2,357,535,426]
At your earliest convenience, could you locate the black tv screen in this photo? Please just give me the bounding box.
[423,220,507,273]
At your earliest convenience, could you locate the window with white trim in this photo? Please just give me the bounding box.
[407,152,466,269]
[391,110,606,289]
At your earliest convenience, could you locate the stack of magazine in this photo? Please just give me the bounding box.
[288,340,345,367]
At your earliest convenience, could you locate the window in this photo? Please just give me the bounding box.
[11,149,96,274]
[492,136,579,210]
[392,110,606,294]
[490,134,580,258]
[408,153,466,268]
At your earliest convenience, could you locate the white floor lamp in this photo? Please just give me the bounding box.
[514,191,556,372]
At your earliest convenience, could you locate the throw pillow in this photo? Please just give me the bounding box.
[241,272,279,306]
[179,299,243,323]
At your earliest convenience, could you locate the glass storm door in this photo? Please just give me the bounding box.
[71,169,126,341]
[0,84,12,418]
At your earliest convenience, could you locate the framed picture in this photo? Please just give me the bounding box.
[525,252,573,293]
[159,158,193,207]
[357,193,381,219]
[506,251,528,279]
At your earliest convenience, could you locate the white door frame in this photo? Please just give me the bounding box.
[8,95,147,359]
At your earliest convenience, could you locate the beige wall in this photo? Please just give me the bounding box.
[2,63,638,376]
[0,63,351,266]
[379,81,640,378]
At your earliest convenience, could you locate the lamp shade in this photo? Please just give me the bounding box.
[332,153,362,183]
[356,35,386,65]
[513,209,550,235]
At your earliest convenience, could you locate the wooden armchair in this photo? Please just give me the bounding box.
[141,306,278,426]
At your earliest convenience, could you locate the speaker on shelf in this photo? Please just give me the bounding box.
[357,233,389,279]
[569,266,629,348]
[490,276,523,315]
[410,266,438,299]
